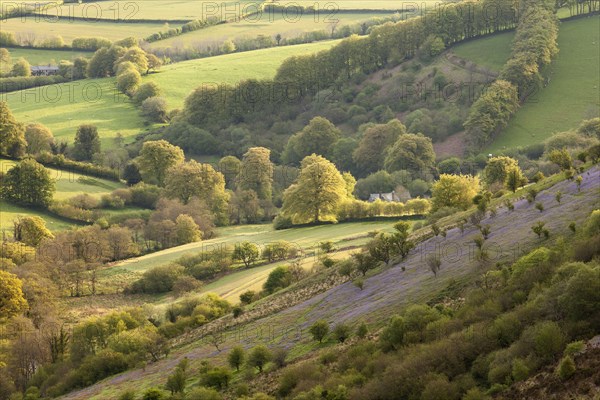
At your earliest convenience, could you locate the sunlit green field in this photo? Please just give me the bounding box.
[5,48,93,65]
[148,11,393,49]
[147,39,341,107]
[5,40,340,143]
[451,30,514,72]
[0,18,165,43]
[43,0,264,21]
[0,158,125,230]
[487,16,600,151]
[4,79,150,147]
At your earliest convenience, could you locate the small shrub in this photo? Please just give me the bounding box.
[556,355,576,380]
[332,323,352,343]
[535,202,544,212]
[232,306,243,318]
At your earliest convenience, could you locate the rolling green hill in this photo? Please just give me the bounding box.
[487,16,600,152]
[0,158,125,231]
[5,40,340,145]
[5,48,93,65]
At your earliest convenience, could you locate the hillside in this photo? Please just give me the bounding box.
[486,16,600,152]
[5,40,341,146]
[59,166,600,399]
[0,158,126,231]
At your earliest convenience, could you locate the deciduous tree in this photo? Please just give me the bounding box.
[136,140,184,186]
[281,154,347,224]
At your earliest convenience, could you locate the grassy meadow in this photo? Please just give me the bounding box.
[487,16,600,151]
[451,30,514,72]
[148,39,341,107]
[0,158,125,231]
[4,78,151,147]
[4,39,340,143]
[148,11,393,49]
[43,0,263,22]
[0,18,166,43]
[6,48,93,65]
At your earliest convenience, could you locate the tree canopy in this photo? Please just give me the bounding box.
[1,159,55,208]
[281,154,347,224]
[136,140,185,186]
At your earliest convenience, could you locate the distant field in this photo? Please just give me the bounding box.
[96,219,410,295]
[148,39,341,107]
[4,40,339,143]
[6,48,93,65]
[0,18,165,43]
[148,11,392,49]
[0,200,78,232]
[4,79,150,148]
[284,0,439,10]
[487,16,600,151]
[114,219,400,273]
[451,30,514,72]
[42,0,263,21]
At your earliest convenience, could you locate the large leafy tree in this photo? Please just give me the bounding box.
[504,165,528,192]
[431,174,480,211]
[237,147,273,200]
[281,154,347,224]
[1,159,55,208]
[24,123,54,155]
[482,156,520,186]
[282,116,341,163]
[0,270,28,319]
[136,140,184,186]
[164,160,229,224]
[384,133,436,176]
[13,216,54,246]
[353,119,406,176]
[0,101,27,158]
[72,124,101,161]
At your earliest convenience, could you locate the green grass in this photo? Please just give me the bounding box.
[4,79,151,148]
[0,18,166,43]
[0,200,79,232]
[147,39,341,107]
[487,16,600,152]
[4,40,339,143]
[114,219,398,273]
[45,0,262,22]
[148,11,392,49]
[6,48,93,65]
[451,31,514,72]
[0,158,125,230]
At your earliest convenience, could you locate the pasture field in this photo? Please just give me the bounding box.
[147,39,340,106]
[0,200,78,232]
[41,0,263,22]
[487,16,600,151]
[0,158,125,230]
[451,30,514,72]
[69,219,418,316]
[0,158,124,200]
[3,39,340,144]
[112,219,402,273]
[5,48,93,65]
[282,0,440,10]
[148,11,394,49]
[0,17,166,43]
[4,78,149,147]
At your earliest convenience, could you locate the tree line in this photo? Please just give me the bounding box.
[464,0,560,149]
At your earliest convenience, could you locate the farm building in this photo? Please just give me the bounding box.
[30,65,60,76]
[368,191,402,202]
